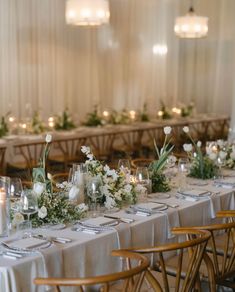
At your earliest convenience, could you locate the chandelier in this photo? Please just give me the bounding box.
[66,0,110,26]
[174,6,208,38]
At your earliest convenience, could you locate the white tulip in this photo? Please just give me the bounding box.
[183,143,193,152]
[163,126,172,135]
[183,126,189,133]
[219,151,227,160]
[45,134,52,143]
[197,141,202,148]
[81,146,90,155]
[33,182,46,197]
[38,206,47,219]
[209,152,217,161]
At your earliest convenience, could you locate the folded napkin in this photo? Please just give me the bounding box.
[84,217,117,226]
[135,202,165,210]
[7,237,48,250]
[178,189,211,197]
[176,193,198,202]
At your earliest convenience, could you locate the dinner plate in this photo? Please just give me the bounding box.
[1,236,51,252]
[40,223,66,230]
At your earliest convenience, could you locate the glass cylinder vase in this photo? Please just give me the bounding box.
[0,176,10,237]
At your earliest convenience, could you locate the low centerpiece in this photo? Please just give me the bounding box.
[183,126,218,179]
[149,127,175,192]
[81,146,143,209]
[55,109,76,131]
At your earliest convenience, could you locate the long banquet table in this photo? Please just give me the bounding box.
[0,114,230,171]
[0,176,235,292]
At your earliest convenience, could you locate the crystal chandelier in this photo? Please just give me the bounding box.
[174,5,208,39]
[66,0,110,26]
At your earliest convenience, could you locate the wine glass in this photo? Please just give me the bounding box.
[19,189,38,222]
[118,159,131,174]
[178,158,190,191]
[135,167,151,194]
[10,178,23,198]
[86,177,103,217]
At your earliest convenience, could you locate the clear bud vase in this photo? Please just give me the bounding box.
[0,176,10,237]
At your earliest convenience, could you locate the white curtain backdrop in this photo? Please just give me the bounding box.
[0,0,234,122]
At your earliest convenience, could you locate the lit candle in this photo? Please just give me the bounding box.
[0,188,6,235]
[102,111,109,118]
[48,117,55,128]
[158,111,163,117]
[129,110,136,121]
[8,116,16,123]
[172,107,181,115]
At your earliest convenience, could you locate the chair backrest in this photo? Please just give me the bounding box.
[130,228,211,292]
[131,158,153,169]
[86,132,116,161]
[183,219,235,287]
[0,146,6,174]
[13,142,45,169]
[34,250,149,292]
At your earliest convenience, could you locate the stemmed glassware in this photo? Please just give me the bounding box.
[19,189,38,222]
[10,178,23,198]
[118,159,131,174]
[86,177,103,217]
[135,167,151,194]
[178,158,190,191]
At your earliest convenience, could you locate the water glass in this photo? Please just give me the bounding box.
[86,177,103,217]
[0,176,10,237]
[19,189,38,222]
[178,158,190,191]
[10,178,23,197]
[135,167,151,194]
[71,163,88,185]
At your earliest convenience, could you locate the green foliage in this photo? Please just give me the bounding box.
[55,109,76,130]
[83,106,103,127]
[160,101,172,119]
[31,111,45,134]
[189,155,218,179]
[0,117,8,137]
[181,103,194,117]
[140,103,149,122]
[31,192,85,227]
[150,171,170,192]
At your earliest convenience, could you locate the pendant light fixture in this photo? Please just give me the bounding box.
[174,1,208,39]
[66,0,110,26]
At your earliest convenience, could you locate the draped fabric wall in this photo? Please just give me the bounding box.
[0,0,234,122]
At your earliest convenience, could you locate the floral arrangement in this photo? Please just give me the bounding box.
[108,109,130,125]
[30,111,45,134]
[158,101,172,120]
[148,127,174,192]
[12,134,87,227]
[140,103,150,122]
[55,109,76,130]
[0,116,8,137]
[83,105,103,127]
[181,102,194,118]
[81,146,142,209]
[183,126,218,179]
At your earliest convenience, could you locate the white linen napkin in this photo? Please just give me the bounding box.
[178,189,210,197]
[7,237,48,250]
[214,178,235,188]
[135,202,165,210]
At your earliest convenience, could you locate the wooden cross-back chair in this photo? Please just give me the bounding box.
[49,137,86,171]
[34,250,149,292]
[129,228,211,292]
[176,219,235,290]
[85,132,116,162]
[0,146,7,175]
[7,142,46,177]
[131,158,153,169]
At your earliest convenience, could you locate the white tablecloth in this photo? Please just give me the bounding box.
[0,181,234,292]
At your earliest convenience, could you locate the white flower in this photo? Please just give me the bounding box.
[104,196,116,209]
[183,126,189,133]
[81,146,90,155]
[230,152,235,160]
[217,140,224,148]
[38,206,47,219]
[206,146,212,155]
[45,134,52,143]
[209,152,217,161]
[68,185,79,200]
[164,126,172,135]
[77,203,88,212]
[12,212,24,227]
[33,182,46,197]
[197,141,202,148]
[219,150,227,160]
[183,143,193,152]
[47,173,52,180]
[87,154,94,160]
